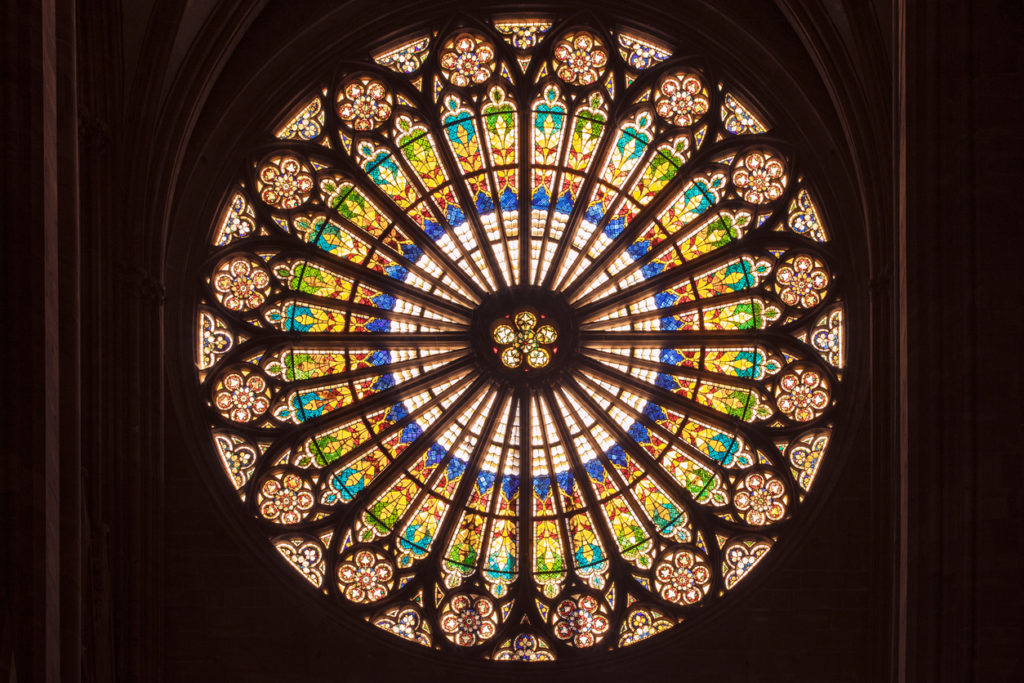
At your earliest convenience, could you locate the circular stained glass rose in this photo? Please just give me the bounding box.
[191,18,847,662]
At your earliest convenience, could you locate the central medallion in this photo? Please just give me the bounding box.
[492,311,558,369]
[471,286,578,385]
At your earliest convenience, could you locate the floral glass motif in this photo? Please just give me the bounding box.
[213,367,270,423]
[257,471,315,525]
[492,311,557,369]
[198,311,234,370]
[789,430,830,491]
[439,594,498,646]
[721,92,768,135]
[552,31,608,85]
[654,71,710,126]
[213,193,256,246]
[256,155,314,209]
[439,33,497,87]
[722,536,773,590]
[194,17,846,661]
[775,254,830,308]
[617,32,671,70]
[275,536,327,587]
[654,547,712,605]
[373,604,432,645]
[618,606,674,646]
[213,432,257,489]
[787,188,828,242]
[337,77,393,131]
[492,632,556,661]
[552,594,609,648]
[374,36,431,74]
[275,97,324,141]
[810,307,844,368]
[494,19,552,50]
[733,470,788,525]
[338,548,395,603]
[212,256,271,311]
[775,365,831,422]
[732,149,787,204]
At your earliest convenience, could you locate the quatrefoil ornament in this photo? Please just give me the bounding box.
[491,311,558,369]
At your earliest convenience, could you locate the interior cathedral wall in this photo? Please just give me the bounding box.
[1,0,1020,681]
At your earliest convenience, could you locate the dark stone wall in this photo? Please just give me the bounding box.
[903,0,1024,679]
[972,4,1024,670]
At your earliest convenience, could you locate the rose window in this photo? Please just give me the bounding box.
[192,17,846,661]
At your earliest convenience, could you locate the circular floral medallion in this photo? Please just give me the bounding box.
[212,255,271,311]
[732,149,787,204]
[654,71,710,126]
[439,32,496,87]
[212,366,270,423]
[337,548,395,603]
[492,310,559,369]
[439,594,498,646]
[257,471,315,525]
[552,31,608,85]
[552,594,609,648]
[775,365,832,422]
[775,253,830,308]
[337,77,393,131]
[654,547,713,605]
[190,18,848,662]
[256,155,314,209]
[733,470,789,525]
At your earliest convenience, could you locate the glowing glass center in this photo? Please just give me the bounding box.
[492,311,558,369]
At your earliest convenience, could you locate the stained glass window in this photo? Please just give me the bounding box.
[194,17,845,660]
